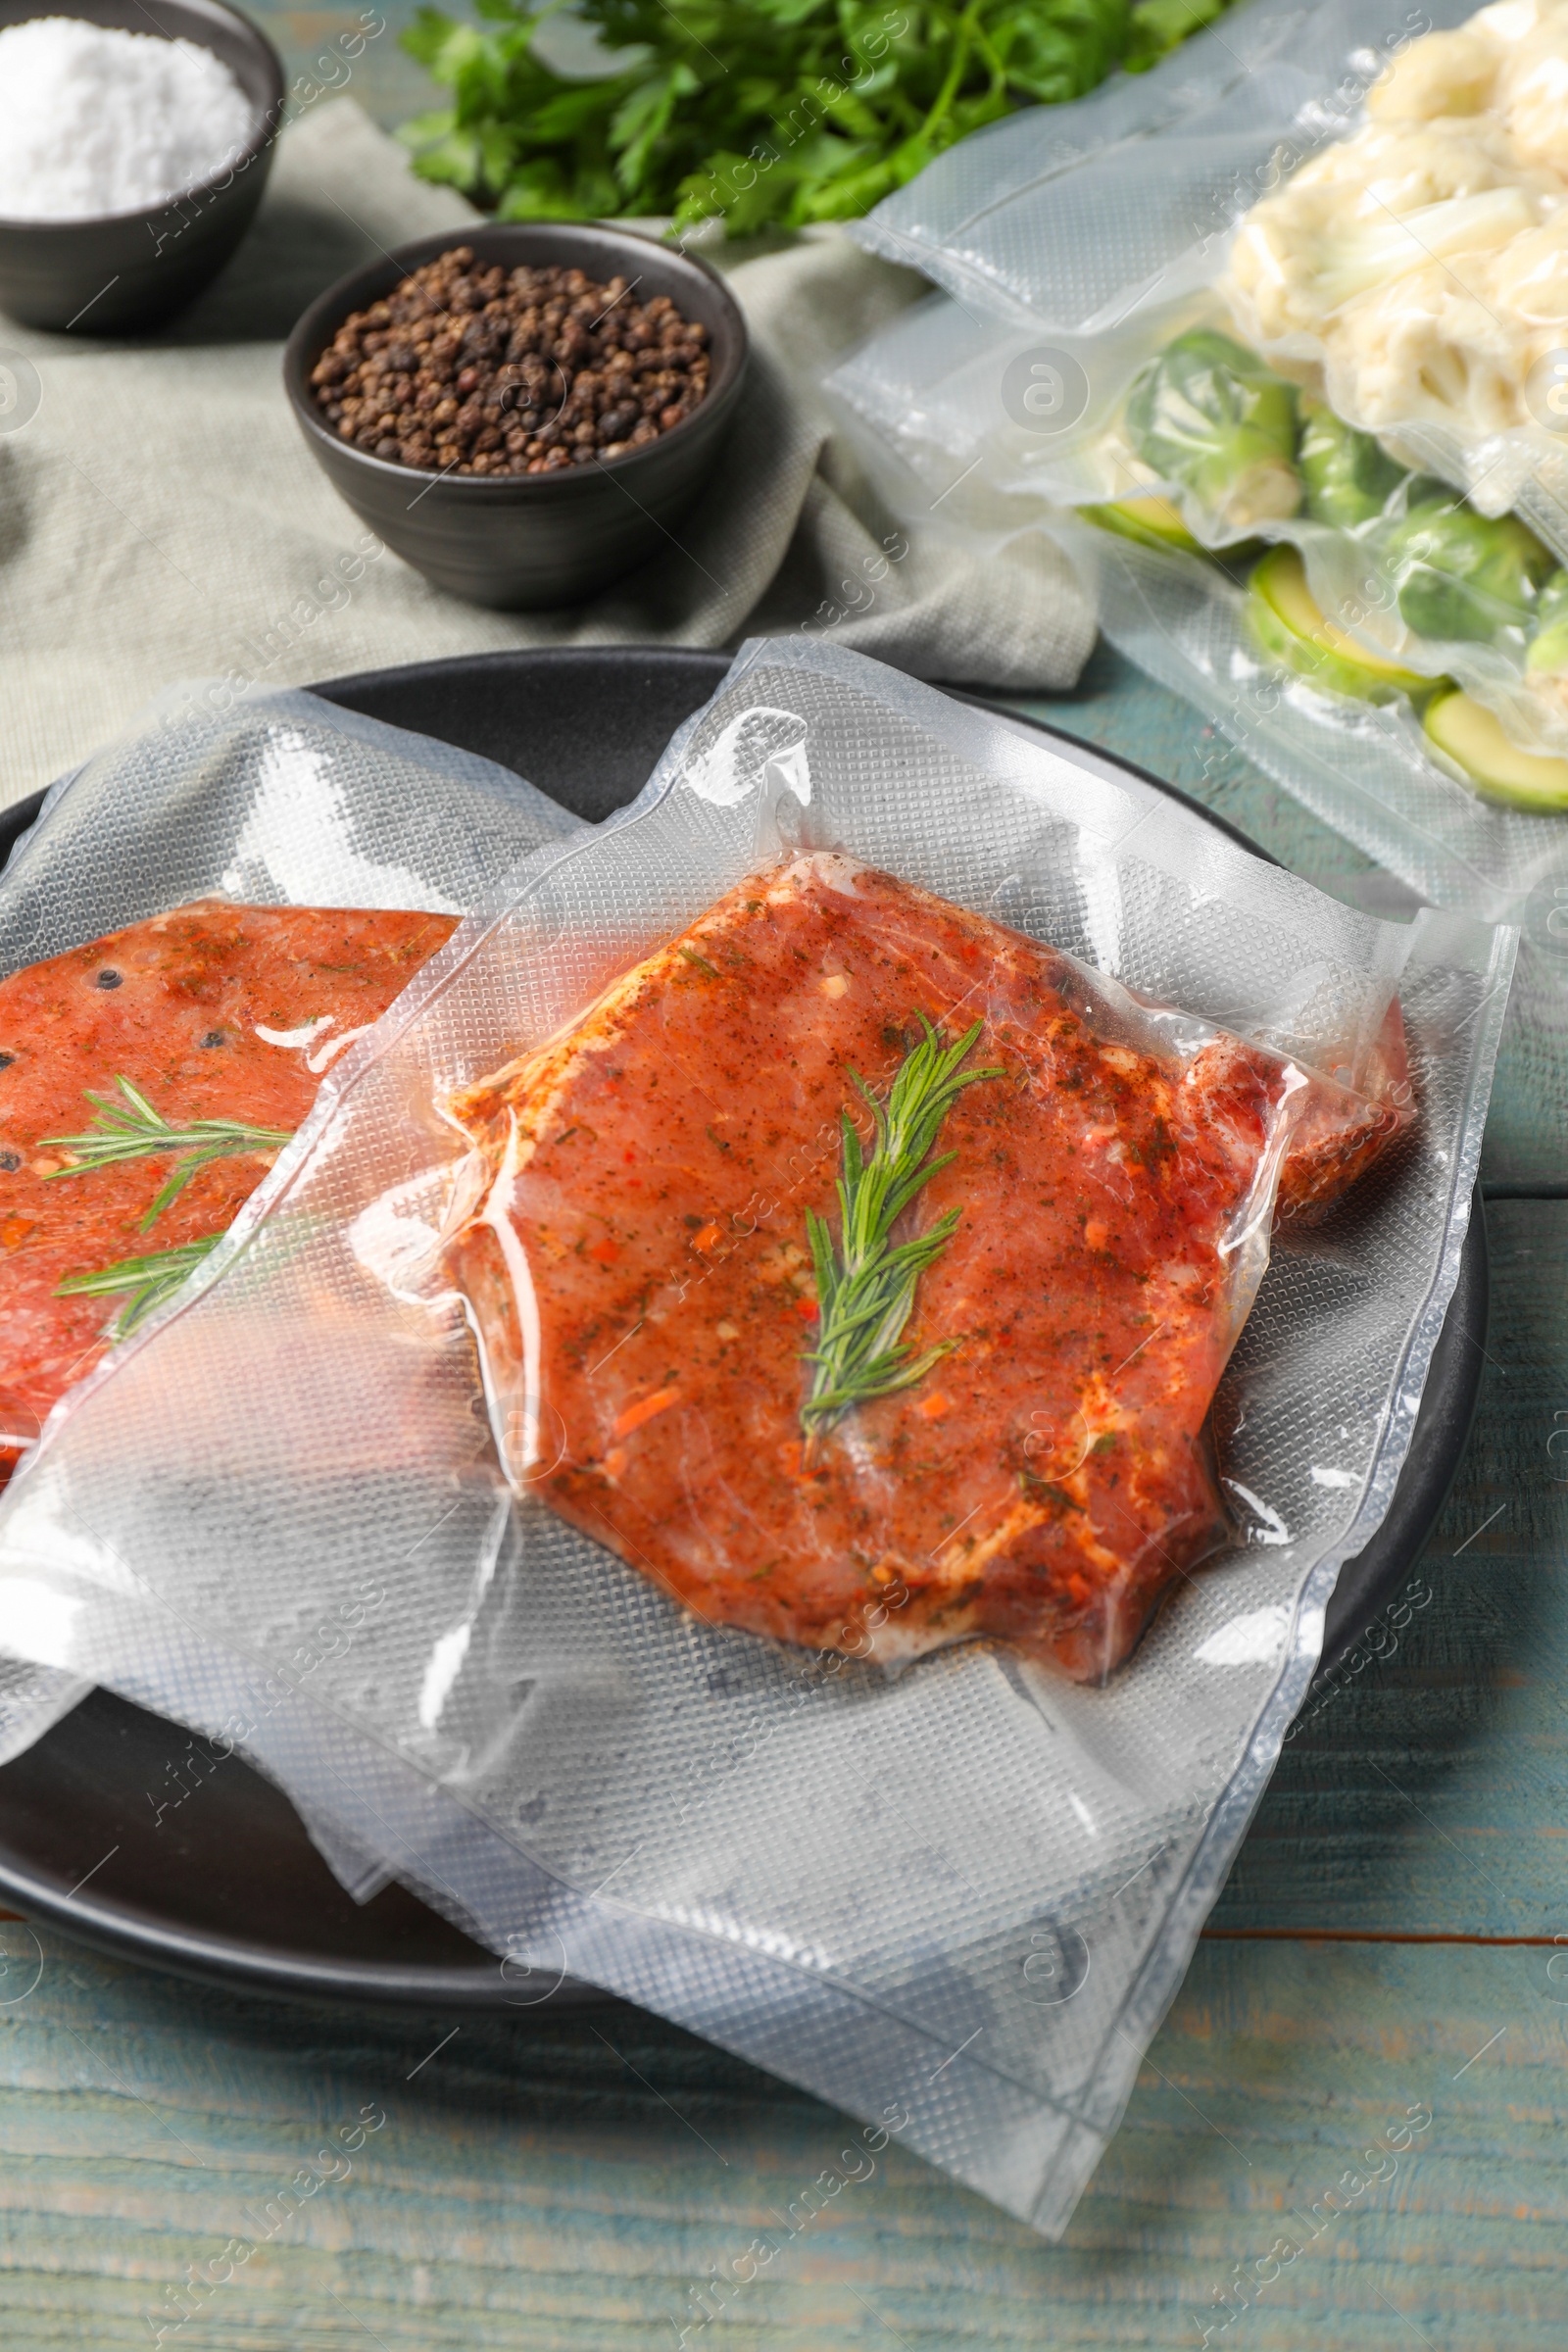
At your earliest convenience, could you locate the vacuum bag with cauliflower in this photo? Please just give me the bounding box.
[828,0,1568,916]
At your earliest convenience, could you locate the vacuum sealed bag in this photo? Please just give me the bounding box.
[828,0,1568,920]
[0,684,576,1766]
[441,855,1412,1682]
[0,639,1510,2232]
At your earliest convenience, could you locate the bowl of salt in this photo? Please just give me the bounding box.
[0,0,282,333]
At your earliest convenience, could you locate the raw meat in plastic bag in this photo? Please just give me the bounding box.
[0,680,576,1785]
[444,854,1408,1681]
[0,899,458,1475]
[0,640,1511,2235]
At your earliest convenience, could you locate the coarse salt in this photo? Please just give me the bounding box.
[0,17,257,220]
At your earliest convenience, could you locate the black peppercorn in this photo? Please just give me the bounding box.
[309,250,711,480]
[94,970,122,989]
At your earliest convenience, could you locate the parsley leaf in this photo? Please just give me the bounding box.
[398,0,1230,234]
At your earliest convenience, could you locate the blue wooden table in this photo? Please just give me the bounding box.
[2,16,1565,2346]
[2,636,1560,2351]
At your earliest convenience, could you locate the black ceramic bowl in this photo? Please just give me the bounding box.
[0,0,281,335]
[283,222,750,610]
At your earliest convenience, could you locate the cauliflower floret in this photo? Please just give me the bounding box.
[1228,123,1549,344]
[1367,27,1502,122]
[1490,212,1568,322]
[1320,267,1536,433]
[1221,3,1568,438]
[1497,9,1568,167]
[1470,0,1548,43]
[1289,117,1520,214]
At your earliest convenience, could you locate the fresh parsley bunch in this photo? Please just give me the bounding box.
[398,0,1229,236]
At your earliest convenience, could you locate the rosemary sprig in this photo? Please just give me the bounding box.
[801,1017,1003,1436]
[55,1234,221,1341]
[41,1077,293,1230]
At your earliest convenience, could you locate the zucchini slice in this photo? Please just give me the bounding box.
[1423,688,1568,811]
[1249,546,1433,703]
[1081,494,1203,557]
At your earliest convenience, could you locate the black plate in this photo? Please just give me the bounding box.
[0,649,1487,2010]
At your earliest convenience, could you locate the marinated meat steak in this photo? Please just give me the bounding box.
[445,858,1407,1680]
[0,899,457,1469]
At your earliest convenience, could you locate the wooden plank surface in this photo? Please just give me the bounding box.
[0,1914,1562,2345]
[1210,1200,1567,1937]
[4,20,1565,2335]
[264,2,436,133]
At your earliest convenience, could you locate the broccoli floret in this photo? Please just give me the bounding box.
[1124,329,1300,533]
[1376,493,1555,647]
[1298,395,1408,529]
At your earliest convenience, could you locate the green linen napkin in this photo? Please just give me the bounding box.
[0,100,1094,806]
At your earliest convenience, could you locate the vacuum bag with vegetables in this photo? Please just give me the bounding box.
[1068,309,1568,825]
[827,0,1568,916]
[0,638,1509,2232]
[0,683,576,1775]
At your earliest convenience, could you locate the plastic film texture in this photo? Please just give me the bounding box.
[846,0,1475,330]
[830,314,1568,911]
[434,851,1411,1688]
[1070,518,1568,904]
[0,685,578,1769]
[1019,300,1568,764]
[0,641,1510,2232]
[825,0,1568,919]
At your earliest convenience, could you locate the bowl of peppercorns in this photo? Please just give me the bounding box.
[283,223,748,611]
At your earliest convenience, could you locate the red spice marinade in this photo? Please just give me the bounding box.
[0,899,457,1473]
[444,857,1408,1683]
